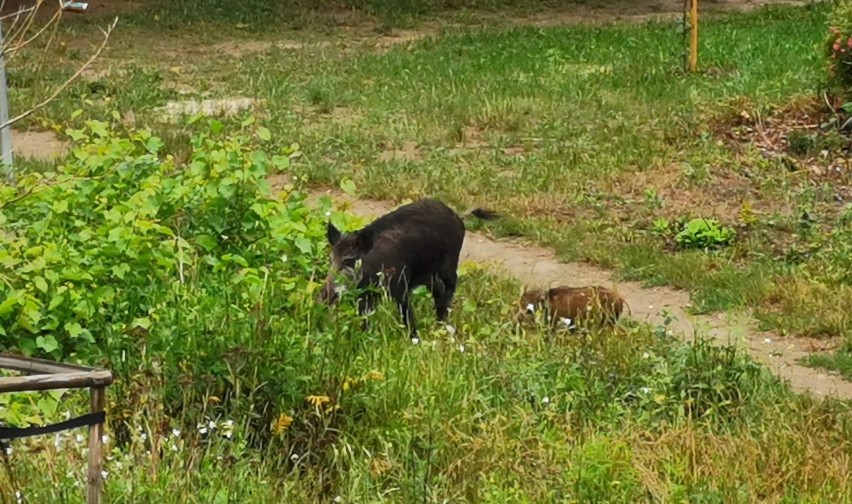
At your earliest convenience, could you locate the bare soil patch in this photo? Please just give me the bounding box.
[213,40,336,58]
[719,100,852,200]
[294,185,852,400]
[0,0,141,19]
[613,163,783,226]
[11,129,68,162]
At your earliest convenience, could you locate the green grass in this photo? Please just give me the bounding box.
[6,1,852,501]
[10,1,842,334]
[4,262,852,502]
[805,339,852,381]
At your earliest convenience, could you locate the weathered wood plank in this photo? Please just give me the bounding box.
[87,386,106,504]
[0,370,113,393]
[0,353,98,375]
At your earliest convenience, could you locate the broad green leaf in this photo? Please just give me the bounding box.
[65,322,84,339]
[132,317,152,330]
[257,126,271,141]
[52,199,69,214]
[196,235,218,252]
[36,335,59,353]
[294,237,312,255]
[340,178,357,196]
[0,292,21,317]
[37,396,59,418]
[34,276,48,293]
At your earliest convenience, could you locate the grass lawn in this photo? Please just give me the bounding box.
[4,0,852,501]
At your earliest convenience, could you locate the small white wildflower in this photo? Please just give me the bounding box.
[140,432,147,441]
[199,427,208,435]
[459,344,465,353]
[334,497,342,503]
[560,317,572,327]
[54,434,62,448]
[75,434,85,444]
[208,420,217,430]
[170,444,179,452]
[542,396,550,404]
[411,337,420,345]
[223,430,233,439]
[642,352,650,359]
[641,387,651,394]
[526,303,535,313]
[172,428,181,438]
[101,434,110,445]
[15,490,22,503]
[101,470,109,480]
[224,420,234,428]
[325,211,332,217]
[649,305,654,309]
[764,338,772,344]
[5,446,11,456]
[334,284,347,295]
[666,330,673,337]
[445,325,456,336]
[291,453,299,461]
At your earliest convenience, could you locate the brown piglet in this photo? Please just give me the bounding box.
[513,285,628,330]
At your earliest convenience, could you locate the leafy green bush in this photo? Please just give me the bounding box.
[0,114,374,447]
[675,218,736,250]
[0,115,330,358]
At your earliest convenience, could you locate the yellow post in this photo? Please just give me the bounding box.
[689,0,699,72]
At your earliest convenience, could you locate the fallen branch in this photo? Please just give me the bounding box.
[0,16,119,131]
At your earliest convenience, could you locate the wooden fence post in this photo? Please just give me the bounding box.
[689,0,699,72]
[87,386,106,504]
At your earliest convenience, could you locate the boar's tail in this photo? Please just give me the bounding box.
[461,208,500,221]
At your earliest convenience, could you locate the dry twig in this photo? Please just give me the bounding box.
[0,16,119,131]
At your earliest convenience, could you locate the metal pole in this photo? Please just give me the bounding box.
[0,16,13,184]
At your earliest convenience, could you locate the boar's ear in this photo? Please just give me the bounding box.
[327,222,342,246]
[354,228,375,254]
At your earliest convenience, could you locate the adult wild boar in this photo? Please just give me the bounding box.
[319,198,499,342]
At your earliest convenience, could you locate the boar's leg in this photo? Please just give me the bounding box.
[396,294,418,341]
[430,270,458,322]
[357,289,380,331]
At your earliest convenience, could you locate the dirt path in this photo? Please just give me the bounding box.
[307,188,852,400]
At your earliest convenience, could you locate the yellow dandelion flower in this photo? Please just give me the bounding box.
[306,395,331,407]
[363,370,384,382]
[271,414,293,435]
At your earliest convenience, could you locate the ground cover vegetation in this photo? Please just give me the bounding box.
[3,0,852,501]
